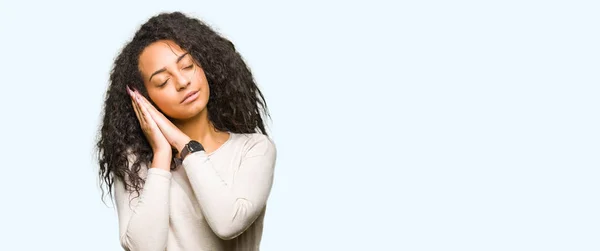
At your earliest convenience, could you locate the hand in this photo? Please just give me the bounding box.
[127,86,172,156]
[130,88,191,155]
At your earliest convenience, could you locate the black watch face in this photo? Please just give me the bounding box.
[188,140,204,152]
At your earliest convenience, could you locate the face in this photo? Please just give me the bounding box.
[138,40,209,120]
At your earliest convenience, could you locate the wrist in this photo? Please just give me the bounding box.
[152,150,172,170]
[179,140,205,160]
[175,136,192,155]
[154,148,172,157]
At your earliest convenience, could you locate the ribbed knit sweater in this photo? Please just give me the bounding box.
[113,132,277,251]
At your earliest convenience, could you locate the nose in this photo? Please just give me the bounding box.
[174,70,191,90]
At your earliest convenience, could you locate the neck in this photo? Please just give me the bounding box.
[172,109,231,157]
[173,108,217,143]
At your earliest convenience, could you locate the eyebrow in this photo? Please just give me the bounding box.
[148,52,190,82]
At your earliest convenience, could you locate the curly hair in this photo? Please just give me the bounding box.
[95,11,271,205]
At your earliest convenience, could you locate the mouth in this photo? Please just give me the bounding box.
[181,90,199,104]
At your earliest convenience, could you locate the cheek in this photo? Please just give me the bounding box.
[195,68,209,87]
[149,92,176,112]
[196,73,210,99]
[201,85,210,103]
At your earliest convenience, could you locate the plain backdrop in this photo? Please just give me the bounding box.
[0,0,598,250]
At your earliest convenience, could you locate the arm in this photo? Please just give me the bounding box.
[113,155,172,251]
[181,135,277,240]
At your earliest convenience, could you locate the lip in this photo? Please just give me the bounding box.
[181,91,199,104]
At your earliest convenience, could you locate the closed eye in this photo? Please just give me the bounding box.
[157,65,192,87]
[159,79,169,87]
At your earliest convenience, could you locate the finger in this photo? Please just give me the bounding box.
[141,100,161,123]
[134,92,170,127]
[131,98,141,123]
[133,89,158,113]
[137,96,161,132]
[127,88,140,117]
[134,91,155,113]
[132,97,147,130]
[131,90,171,137]
[135,97,151,130]
[135,93,164,127]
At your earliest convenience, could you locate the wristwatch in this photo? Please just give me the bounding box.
[180,140,205,160]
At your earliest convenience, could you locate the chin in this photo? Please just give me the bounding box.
[175,105,207,120]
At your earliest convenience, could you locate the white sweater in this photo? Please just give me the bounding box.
[113,132,277,251]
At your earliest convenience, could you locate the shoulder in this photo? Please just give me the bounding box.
[233,132,277,158]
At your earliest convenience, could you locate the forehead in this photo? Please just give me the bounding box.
[138,40,188,74]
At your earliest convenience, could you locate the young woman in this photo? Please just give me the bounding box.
[95,11,277,251]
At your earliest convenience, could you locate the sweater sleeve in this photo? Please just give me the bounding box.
[113,161,172,251]
[181,135,277,240]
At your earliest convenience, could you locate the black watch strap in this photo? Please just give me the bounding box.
[180,140,204,160]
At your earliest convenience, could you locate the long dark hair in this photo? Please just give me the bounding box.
[95,11,270,204]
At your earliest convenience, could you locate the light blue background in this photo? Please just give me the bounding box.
[0,0,598,250]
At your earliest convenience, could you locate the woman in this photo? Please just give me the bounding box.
[95,11,277,251]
